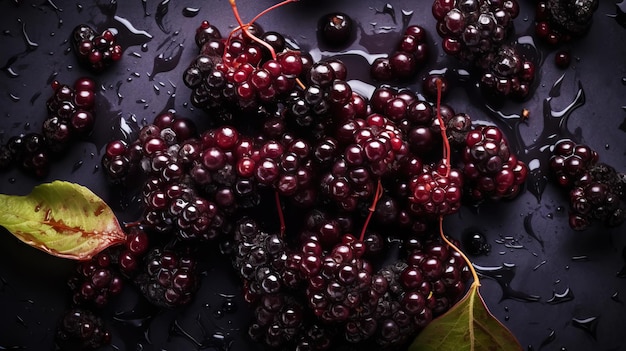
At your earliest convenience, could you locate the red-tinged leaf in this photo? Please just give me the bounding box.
[0,180,126,260]
[409,282,523,351]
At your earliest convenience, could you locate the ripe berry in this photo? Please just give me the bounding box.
[135,247,198,308]
[55,308,111,351]
[318,13,354,48]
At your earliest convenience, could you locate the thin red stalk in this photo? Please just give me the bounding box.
[228,0,298,61]
[359,179,383,241]
[274,190,286,237]
[435,78,451,176]
[229,0,247,33]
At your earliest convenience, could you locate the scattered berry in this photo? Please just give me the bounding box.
[318,12,354,48]
[72,24,123,72]
[55,308,111,351]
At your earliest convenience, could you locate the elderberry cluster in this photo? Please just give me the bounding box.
[72,24,123,72]
[549,139,626,230]
[0,77,96,178]
[432,0,536,101]
[534,0,599,46]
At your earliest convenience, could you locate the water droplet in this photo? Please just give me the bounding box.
[546,212,553,219]
[532,260,547,271]
[149,43,184,80]
[374,3,396,24]
[474,263,541,302]
[71,160,83,173]
[613,0,626,28]
[155,0,171,33]
[141,0,149,16]
[547,287,574,304]
[462,230,491,256]
[571,255,588,261]
[76,3,83,12]
[523,212,545,249]
[8,177,16,184]
[9,93,20,102]
[539,329,556,348]
[401,9,413,28]
[611,291,621,302]
[183,7,200,17]
[17,18,39,50]
[102,15,153,49]
[570,316,598,340]
[15,314,26,328]
[3,66,19,78]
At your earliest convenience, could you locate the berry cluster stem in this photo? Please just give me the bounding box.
[228,0,298,62]
[359,179,383,241]
[435,78,451,177]
[274,190,286,237]
[438,216,480,286]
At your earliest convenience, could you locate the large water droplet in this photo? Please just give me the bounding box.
[149,42,184,80]
[155,0,171,34]
[474,263,541,302]
[546,287,574,304]
[572,316,598,339]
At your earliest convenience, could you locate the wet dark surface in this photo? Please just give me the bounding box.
[0,0,625,350]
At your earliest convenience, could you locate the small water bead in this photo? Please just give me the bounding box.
[462,230,491,256]
[611,291,621,302]
[539,329,556,348]
[182,7,200,18]
[546,287,574,304]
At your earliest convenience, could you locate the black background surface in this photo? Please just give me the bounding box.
[0,0,625,350]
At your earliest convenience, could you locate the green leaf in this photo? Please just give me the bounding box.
[409,282,523,351]
[0,181,126,260]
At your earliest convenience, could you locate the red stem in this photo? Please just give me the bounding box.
[274,190,286,237]
[227,0,298,62]
[435,78,451,176]
[359,179,383,241]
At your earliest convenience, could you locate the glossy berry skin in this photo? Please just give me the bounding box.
[318,13,354,48]
[135,248,198,308]
[534,0,599,46]
[409,162,463,217]
[549,139,598,188]
[463,125,528,201]
[72,24,123,72]
[67,250,124,308]
[554,50,571,69]
[478,45,536,101]
[550,139,625,230]
[433,0,519,64]
[55,308,111,351]
[371,25,429,81]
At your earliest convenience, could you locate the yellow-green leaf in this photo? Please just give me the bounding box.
[0,180,126,260]
[409,282,523,351]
